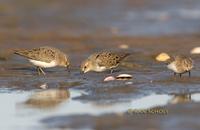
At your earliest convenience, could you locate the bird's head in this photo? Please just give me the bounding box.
[81,60,93,73]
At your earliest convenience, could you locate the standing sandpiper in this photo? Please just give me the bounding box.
[81,51,130,73]
[166,55,193,77]
[14,46,70,75]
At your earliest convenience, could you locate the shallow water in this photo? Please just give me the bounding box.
[0,88,200,130]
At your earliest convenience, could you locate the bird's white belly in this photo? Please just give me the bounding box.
[95,66,107,72]
[167,62,178,73]
[29,59,57,68]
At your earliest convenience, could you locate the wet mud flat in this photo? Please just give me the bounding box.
[1,35,200,130]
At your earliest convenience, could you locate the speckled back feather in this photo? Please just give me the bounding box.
[14,46,59,63]
[95,52,130,68]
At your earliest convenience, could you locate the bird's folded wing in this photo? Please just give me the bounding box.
[14,48,55,63]
[96,52,129,67]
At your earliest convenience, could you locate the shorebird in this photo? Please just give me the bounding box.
[81,51,130,73]
[166,55,193,77]
[14,46,70,75]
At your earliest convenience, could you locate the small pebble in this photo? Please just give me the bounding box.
[190,47,200,54]
[125,81,133,85]
[155,53,170,62]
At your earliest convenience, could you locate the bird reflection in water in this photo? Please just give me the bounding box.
[24,88,70,109]
[169,94,191,104]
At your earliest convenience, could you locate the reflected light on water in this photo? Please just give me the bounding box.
[0,88,200,130]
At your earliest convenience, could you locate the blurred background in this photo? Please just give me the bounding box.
[0,0,200,39]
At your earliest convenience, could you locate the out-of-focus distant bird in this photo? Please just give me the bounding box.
[166,55,193,77]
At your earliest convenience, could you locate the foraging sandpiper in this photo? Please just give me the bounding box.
[81,51,130,73]
[166,55,193,77]
[14,46,70,75]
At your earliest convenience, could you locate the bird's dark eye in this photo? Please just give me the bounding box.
[165,62,169,65]
[84,66,87,69]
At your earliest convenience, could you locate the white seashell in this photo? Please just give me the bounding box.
[104,76,115,82]
[190,47,200,54]
[116,74,133,80]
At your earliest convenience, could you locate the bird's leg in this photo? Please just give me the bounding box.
[174,72,176,77]
[188,94,191,100]
[39,67,46,75]
[179,73,182,78]
[36,66,41,75]
[67,66,70,73]
[110,69,114,74]
[188,71,191,77]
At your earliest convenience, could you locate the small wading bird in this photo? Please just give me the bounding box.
[166,55,193,77]
[14,46,70,75]
[81,51,130,73]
